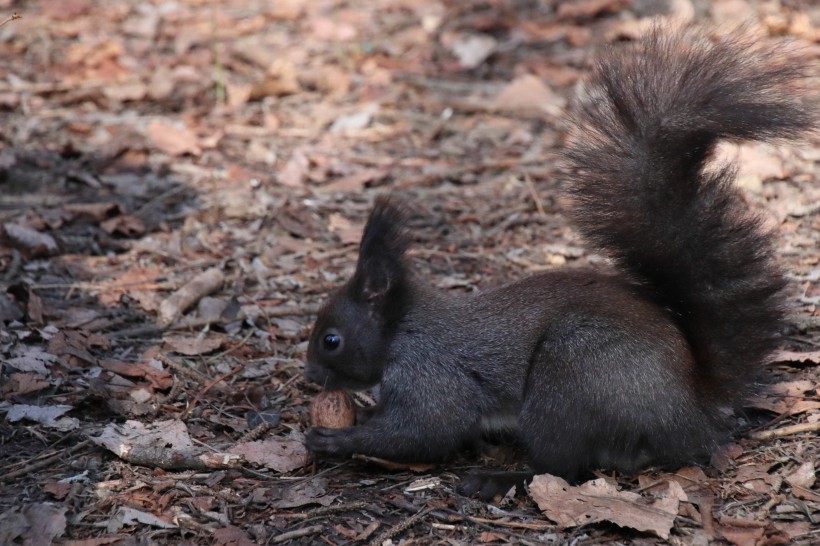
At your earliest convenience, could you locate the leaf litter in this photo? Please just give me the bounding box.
[0,0,817,545]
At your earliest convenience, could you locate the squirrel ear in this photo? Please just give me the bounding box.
[350,197,410,303]
[356,257,401,301]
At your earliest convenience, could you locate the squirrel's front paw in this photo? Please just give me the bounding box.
[305,426,354,458]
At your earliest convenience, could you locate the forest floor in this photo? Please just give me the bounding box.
[0,1,818,545]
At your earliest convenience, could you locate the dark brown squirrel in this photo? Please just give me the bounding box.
[303,27,815,499]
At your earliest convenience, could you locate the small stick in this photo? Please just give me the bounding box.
[237,422,273,443]
[524,171,547,218]
[698,495,716,540]
[0,12,21,29]
[270,524,324,544]
[1,439,91,482]
[367,506,434,546]
[749,421,820,440]
[179,363,245,420]
[466,516,552,531]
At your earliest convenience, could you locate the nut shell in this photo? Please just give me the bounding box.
[309,390,356,428]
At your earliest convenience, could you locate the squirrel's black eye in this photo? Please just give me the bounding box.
[323,333,342,352]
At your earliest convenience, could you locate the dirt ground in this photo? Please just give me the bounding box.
[0,1,818,545]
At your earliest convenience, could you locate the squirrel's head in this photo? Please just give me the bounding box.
[305,197,412,391]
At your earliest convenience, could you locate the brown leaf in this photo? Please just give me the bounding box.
[213,525,255,546]
[48,330,108,368]
[6,404,79,432]
[784,461,820,501]
[492,75,565,115]
[317,168,388,193]
[100,214,145,237]
[230,439,308,473]
[147,119,201,156]
[441,32,497,69]
[556,0,629,20]
[268,477,338,509]
[92,419,193,455]
[277,149,310,188]
[163,333,227,356]
[327,213,363,245]
[99,359,173,389]
[102,82,148,102]
[0,503,67,545]
[718,524,765,546]
[2,372,51,397]
[249,59,301,99]
[529,474,681,539]
[2,223,58,255]
[329,104,379,133]
[64,203,123,222]
[43,481,72,500]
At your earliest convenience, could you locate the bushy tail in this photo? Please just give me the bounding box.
[564,27,815,402]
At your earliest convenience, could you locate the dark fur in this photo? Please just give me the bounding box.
[303,28,815,499]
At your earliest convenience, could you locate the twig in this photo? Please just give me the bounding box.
[205,325,255,364]
[237,421,273,443]
[523,171,547,218]
[0,12,21,29]
[367,506,434,546]
[698,495,716,541]
[277,501,370,520]
[109,302,321,339]
[748,421,820,440]
[466,515,553,531]
[1,439,91,482]
[115,445,243,471]
[156,353,212,385]
[271,524,324,544]
[179,363,246,420]
[395,157,546,188]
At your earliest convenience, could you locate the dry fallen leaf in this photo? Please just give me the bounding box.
[163,333,227,356]
[529,474,682,539]
[3,223,58,255]
[146,119,202,156]
[6,404,79,432]
[442,32,497,69]
[107,507,176,533]
[317,168,388,193]
[3,347,60,374]
[213,525,255,546]
[230,439,308,473]
[493,75,565,115]
[330,103,379,133]
[327,213,363,245]
[0,503,67,545]
[92,419,193,455]
[278,149,310,188]
[717,524,765,546]
[268,477,338,509]
[100,214,146,237]
[99,359,173,389]
[2,372,52,397]
[785,461,815,490]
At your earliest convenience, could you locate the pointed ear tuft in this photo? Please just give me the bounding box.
[351,196,411,302]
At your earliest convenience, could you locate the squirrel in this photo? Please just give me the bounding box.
[303,27,815,499]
